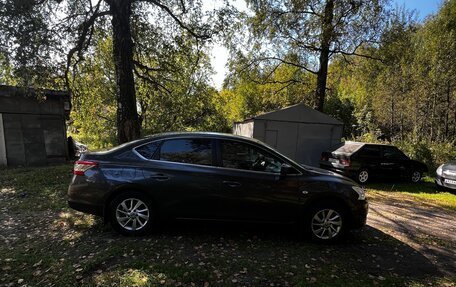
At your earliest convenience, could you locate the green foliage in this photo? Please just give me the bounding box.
[68,35,117,150]
[67,30,231,149]
[396,140,456,172]
[323,93,357,137]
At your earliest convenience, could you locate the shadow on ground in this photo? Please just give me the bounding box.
[1,207,452,287]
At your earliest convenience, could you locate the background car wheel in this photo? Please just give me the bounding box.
[308,205,346,242]
[411,171,422,183]
[109,192,154,236]
[357,169,369,184]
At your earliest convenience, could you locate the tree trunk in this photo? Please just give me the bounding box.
[110,0,140,144]
[445,80,450,140]
[315,0,334,112]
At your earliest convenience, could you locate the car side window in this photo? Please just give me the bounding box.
[221,140,283,173]
[358,146,381,158]
[135,141,160,160]
[383,146,407,160]
[158,138,213,166]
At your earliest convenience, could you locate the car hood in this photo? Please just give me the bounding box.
[300,164,357,184]
[442,161,456,170]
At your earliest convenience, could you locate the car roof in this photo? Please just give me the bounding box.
[104,132,273,154]
[142,131,265,144]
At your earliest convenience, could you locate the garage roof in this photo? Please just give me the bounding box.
[241,103,343,125]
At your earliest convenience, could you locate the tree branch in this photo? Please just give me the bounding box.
[140,0,210,40]
[254,56,318,74]
[65,1,110,90]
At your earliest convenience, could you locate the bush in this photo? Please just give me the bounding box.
[396,140,456,174]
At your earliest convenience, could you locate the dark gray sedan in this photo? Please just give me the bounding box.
[68,132,368,242]
[436,161,456,191]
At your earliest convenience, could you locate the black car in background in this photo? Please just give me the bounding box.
[436,161,456,191]
[68,132,368,242]
[320,141,428,184]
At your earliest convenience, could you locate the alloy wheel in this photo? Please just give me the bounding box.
[115,198,150,231]
[411,171,421,183]
[311,208,342,240]
[359,170,369,183]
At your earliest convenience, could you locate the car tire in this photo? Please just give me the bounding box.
[357,169,369,184]
[109,192,154,236]
[308,204,346,243]
[410,170,422,183]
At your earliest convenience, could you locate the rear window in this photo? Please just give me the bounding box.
[334,142,363,154]
[135,141,160,159]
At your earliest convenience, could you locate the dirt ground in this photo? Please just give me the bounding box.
[367,192,456,277]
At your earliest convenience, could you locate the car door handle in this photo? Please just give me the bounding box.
[222,181,241,188]
[151,174,170,181]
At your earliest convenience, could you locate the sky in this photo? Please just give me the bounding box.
[393,0,441,20]
[208,0,442,90]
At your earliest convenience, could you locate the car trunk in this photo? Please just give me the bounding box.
[320,142,364,168]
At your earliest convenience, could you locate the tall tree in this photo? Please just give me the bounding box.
[0,0,222,143]
[241,0,388,111]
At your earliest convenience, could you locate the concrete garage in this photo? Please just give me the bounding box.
[0,85,71,166]
[233,103,343,166]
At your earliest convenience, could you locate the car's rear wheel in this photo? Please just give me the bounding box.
[109,192,154,236]
[357,169,369,184]
[308,205,346,242]
[411,170,422,183]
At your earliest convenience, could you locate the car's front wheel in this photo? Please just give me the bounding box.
[308,205,346,242]
[109,192,154,236]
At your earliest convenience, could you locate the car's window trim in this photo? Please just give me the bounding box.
[132,135,303,175]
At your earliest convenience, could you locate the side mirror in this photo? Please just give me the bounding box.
[280,163,293,179]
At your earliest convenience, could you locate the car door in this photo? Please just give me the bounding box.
[214,139,302,223]
[135,137,221,219]
[380,146,408,178]
[353,145,383,174]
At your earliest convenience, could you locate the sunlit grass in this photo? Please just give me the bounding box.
[0,164,73,210]
[367,177,456,211]
[94,268,168,287]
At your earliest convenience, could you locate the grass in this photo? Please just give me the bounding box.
[367,177,456,211]
[0,164,73,210]
[0,164,455,287]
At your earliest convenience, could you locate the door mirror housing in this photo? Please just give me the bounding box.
[280,163,294,179]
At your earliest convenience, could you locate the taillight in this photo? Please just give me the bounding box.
[321,155,328,161]
[73,160,98,175]
[339,158,351,167]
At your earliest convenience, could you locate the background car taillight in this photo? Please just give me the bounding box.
[339,158,351,167]
[73,160,98,175]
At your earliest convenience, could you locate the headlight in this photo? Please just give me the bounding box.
[436,164,443,176]
[352,186,366,200]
